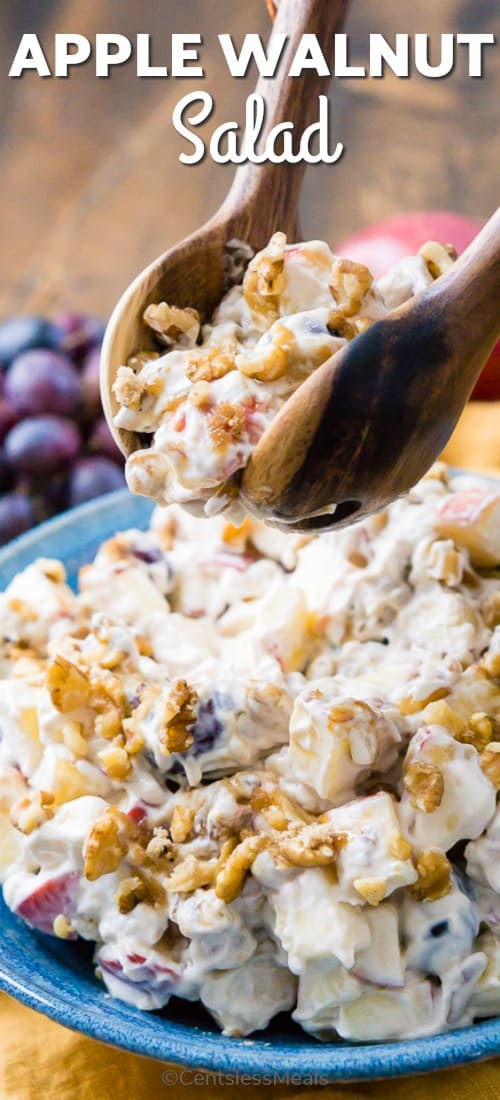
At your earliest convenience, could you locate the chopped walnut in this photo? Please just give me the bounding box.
[329,259,373,317]
[418,241,457,280]
[97,743,131,781]
[145,827,175,867]
[215,834,268,903]
[158,680,198,755]
[236,340,288,382]
[409,849,452,901]
[98,648,127,672]
[135,636,153,659]
[483,647,500,680]
[84,809,129,881]
[480,742,500,788]
[164,855,217,893]
[455,712,493,753]
[185,345,235,383]
[243,232,286,324]
[46,656,90,714]
[326,310,357,340]
[122,723,145,757]
[123,685,161,745]
[250,785,311,830]
[62,720,88,758]
[404,762,444,812]
[208,403,245,451]
[398,687,449,716]
[94,707,123,741]
[10,790,54,835]
[116,875,147,914]
[276,821,341,869]
[113,365,147,409]
[387,831,413,861]
[251,787,290,832]
[483,592,500,630]
[89,667,127,712]
[425,541,463,587]
[422,700,467,738]
[170,804,195,844]
[53,915,75,939]
[143,302,200,349]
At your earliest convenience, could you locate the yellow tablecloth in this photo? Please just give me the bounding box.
[1,402,500,1099]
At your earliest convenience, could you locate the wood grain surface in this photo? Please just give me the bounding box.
[0,0,498,318]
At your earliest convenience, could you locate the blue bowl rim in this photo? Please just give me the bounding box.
[0,487,498,1078]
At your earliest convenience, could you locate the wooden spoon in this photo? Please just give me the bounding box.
[100,0,351,458]
[241,207,500,531]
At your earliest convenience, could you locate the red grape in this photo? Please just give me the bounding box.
[5,349,82,417]
[0,493,36,545]
[55,312,105,362]
[4,415,81,476]
[87,418,123,463]
[69,456,125,506]
[81,347,101,419]
[37,474,70,517]
[0,316,59,368]
[0,452,13,493]
[0,400,18,443]
[0,308,124,543]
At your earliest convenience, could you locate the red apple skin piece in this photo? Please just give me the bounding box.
[99,953,181,996]
[335,212,500,400]
[16,871,79,937]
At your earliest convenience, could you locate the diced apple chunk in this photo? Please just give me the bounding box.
[353,905,404,987]
[434,490,500,567]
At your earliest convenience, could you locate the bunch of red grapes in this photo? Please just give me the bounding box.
[0,314,126,547]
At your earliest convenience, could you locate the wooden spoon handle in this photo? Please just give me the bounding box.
[224,0,351,234]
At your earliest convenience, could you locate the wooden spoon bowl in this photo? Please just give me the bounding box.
[100,0,351,459]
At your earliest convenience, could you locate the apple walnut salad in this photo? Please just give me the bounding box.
[113,233,457,517]
[1,465,500,1040]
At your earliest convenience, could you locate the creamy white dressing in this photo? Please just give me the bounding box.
[113,236,434,515]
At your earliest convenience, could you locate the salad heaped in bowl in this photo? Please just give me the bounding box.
[0,463,499,1041]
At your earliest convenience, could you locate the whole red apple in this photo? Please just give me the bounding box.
[335,212,500,400]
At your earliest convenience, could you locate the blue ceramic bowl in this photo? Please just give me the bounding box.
[0,489,498,1080]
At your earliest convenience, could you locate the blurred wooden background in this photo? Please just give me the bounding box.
[0,0,498,317]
